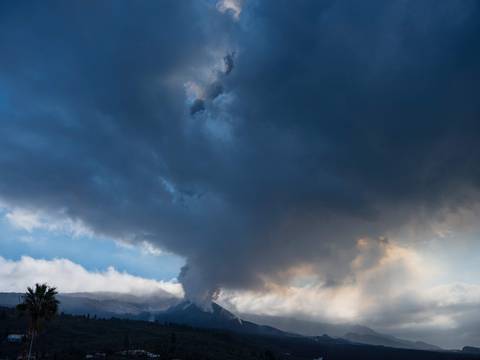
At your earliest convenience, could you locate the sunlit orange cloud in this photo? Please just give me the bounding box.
[220,238,440,324]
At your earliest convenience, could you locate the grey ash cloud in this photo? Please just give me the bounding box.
[190,99,206,115]
[189,52,234,116]
[0,0,480,314]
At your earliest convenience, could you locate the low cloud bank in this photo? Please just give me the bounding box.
[0,256,183,298]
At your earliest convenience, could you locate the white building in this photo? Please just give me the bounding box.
[7,334,24,343]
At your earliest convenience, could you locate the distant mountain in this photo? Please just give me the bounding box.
[242,313,355,337]
[0,292,443,351]
[463,347,480,354]
[0,291,179,320]
[0,293,290,337]
[242,313,442,351]
[61,291,179,315]
[344,329,442,351]
[155,300,291,337]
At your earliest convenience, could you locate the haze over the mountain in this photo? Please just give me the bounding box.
[0,292,446,352]
[242,313,442,351]
[0,291,178,319]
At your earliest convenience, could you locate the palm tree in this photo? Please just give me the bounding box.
[16,284,59,360]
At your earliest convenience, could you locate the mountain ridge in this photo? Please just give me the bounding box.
[0,292,442,351]
[155,300,294,338]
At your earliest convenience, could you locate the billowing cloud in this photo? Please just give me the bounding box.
[216,0,243,20]
[220,238,480,348]
[5,208,92,237]
[221,238,432,322]
[0,256,183,297]
[0,0,480,346]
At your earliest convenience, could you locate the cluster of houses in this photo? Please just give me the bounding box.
[84,350,161,359]
[6,334,24,344]
[5,335,163,360]
[85,353,106,359]
[117,350,160,358]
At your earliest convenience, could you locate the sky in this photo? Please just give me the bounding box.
[0,0,480,349]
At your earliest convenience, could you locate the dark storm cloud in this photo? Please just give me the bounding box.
[189,53,233,115]
[1,0,480,306]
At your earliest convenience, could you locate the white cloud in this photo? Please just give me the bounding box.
[6,209,42,232]
[4,207,168,258]
[17,235,35,244]
[5,208,92,237]
[427,283,480,307]
[140,241,163,256]
[0,256,183,298]
[216,0,242,20]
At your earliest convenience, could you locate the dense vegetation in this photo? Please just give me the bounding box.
[1,306,479,360]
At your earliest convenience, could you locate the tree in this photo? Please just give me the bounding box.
[16,283,59,360]
[123,331,131,350]
[264,350,276,360]
[169,332,177,355]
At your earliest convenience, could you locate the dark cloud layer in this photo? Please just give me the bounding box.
[1,0,480,306]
